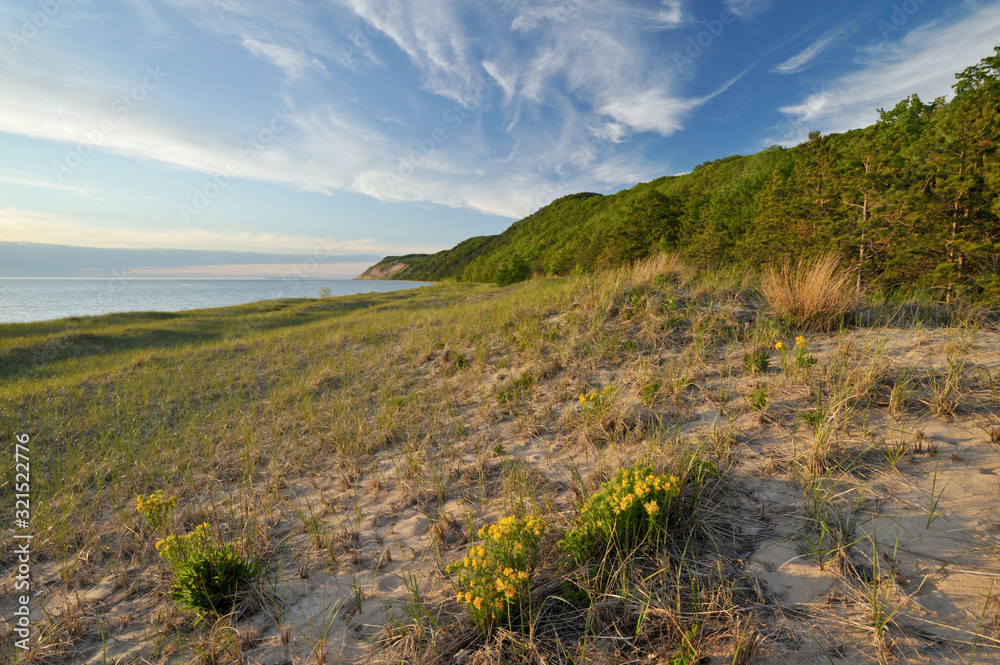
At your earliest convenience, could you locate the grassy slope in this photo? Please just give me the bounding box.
[2,264,1000,664]
[358,155,778,283]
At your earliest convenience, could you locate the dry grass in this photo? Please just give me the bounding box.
[761,253,860,331]
[2,255,999,665]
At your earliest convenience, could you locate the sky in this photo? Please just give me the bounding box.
[1,0,998,277]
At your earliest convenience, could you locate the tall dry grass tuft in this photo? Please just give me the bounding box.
[630,253,692,287]
[761,254,859,331]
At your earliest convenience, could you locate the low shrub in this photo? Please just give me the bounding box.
[136,490,176,531]
[495,254,532,287]
[445,515,545,632]
[559,464,680,564]
[156,522,261,617]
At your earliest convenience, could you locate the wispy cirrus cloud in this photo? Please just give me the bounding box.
[0,0,747,226]
[775,3,1000,144]
[772,27,845,74]
[239,36,328,79]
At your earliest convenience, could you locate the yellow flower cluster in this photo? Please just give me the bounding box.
[776,337,807,351]
[155,522,210,564]
[559,463,682,562]
[446,515,545,631]
[478,515,544,541]
[136,490,177,529]
[578,384,613,404]
[610,472,676,515]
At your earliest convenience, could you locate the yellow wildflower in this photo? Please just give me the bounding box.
[775,341,784,350]
[796,335,807,347]
[645,500,659,515]
[473,597,483,610]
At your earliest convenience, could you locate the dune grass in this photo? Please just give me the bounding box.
[761,253,860,331]
[2,259,999,664]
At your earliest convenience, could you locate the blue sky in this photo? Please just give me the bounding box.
[1,0,998,277]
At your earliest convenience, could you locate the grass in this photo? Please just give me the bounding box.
[761,253,860,332]
[2,256,999,664]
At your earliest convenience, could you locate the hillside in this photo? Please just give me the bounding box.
[4,259,1000,663]
[360,46,1000,301]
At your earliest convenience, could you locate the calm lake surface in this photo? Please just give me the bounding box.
[0,279,431,324]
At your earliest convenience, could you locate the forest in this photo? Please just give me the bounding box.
[362,46,1000,302]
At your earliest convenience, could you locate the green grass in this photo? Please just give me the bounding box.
[3,257,999,664]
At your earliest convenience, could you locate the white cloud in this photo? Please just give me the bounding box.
[0,0,728,222]
[599,88,696,136]
[773,27,844,74]
[239,36,328,79]
[725,0,770,19]
[776,4,1000,144]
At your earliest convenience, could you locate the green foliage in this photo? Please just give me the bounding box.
[775,336,817,377]
[135,489,176,531]
[801,409,825,434]
[668,624,701,665]
[640,381,661,406]
[156,523,262,617]
[494,253,532,287]
[742,349,769,374]
[745,388,767,411]
[559,464,681,564]
[363,47,1000,303]
[444,515,546,632]
[577,384,614,424]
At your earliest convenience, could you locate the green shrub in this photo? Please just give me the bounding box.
[494,254,532,287]
[135,489,176,531]
[742,349,769,374]
[745,388,768,411]
[559,464,681,564]
[156,523,262,617]
[640,381,662,406]
[578,384,615,425]
[444,515,545,632]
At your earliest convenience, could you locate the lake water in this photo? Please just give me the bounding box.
[0,279,432,324]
